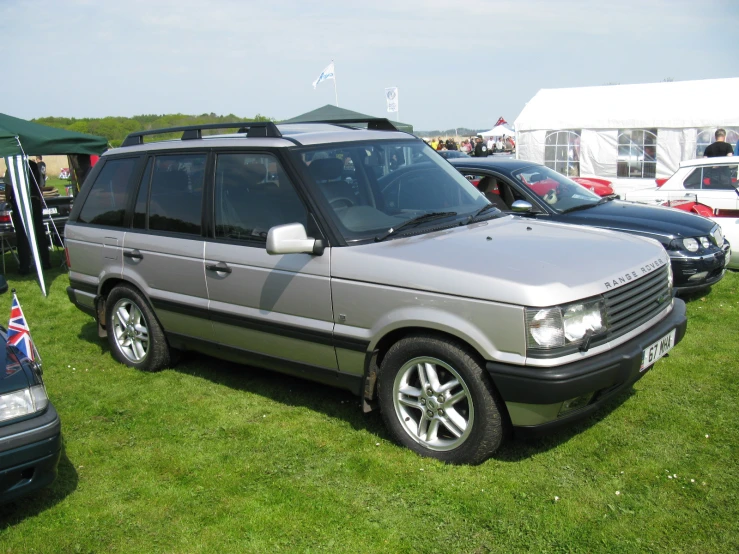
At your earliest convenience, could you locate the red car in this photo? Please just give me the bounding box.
[467,173,616,198]
[572,177,615,197]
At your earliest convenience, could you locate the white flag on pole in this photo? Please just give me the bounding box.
[312,62,335,89]
[385,87,399,113]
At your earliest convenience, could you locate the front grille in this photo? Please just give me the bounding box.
[604,265,671,339]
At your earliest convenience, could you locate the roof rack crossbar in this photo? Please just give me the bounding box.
[287,118,399,132]
[121,121,282,147]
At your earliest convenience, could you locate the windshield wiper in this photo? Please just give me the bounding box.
[374,211,457,242]
[561,202,600,214]
[466,203,501,223]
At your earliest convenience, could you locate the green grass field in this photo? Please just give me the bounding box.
[0,255,737,553]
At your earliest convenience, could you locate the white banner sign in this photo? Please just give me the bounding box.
[385,87,399,113]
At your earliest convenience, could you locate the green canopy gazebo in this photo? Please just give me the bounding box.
[0,113,108,295]
[283,105,413,134]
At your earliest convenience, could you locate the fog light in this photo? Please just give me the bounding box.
[688,271,709,282]
[558,393,594,416]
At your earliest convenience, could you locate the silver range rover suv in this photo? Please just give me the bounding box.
[65,120,687,464]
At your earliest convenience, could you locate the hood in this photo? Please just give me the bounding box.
[564,201,716,243]
[0,331,35,395]
[332,216,669,307]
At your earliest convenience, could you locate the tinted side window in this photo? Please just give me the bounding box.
[78,158,138,226]
[214,153,308,243]
[703,164,737,190]
[684,168,702,189]
[149,154,206,235]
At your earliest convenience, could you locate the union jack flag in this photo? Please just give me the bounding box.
[494,117,508,126]
[8,291,40,363]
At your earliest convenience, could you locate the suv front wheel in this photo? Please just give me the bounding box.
[105,285,171,372]
[377,334,505,465]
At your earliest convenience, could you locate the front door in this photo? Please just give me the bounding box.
[204,152,336,370]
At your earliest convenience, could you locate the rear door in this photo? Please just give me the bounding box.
[66,156,141,295]
[203,151,336,370]
[122,152,213,342]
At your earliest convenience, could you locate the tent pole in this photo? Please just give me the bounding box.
[333,60,339,107]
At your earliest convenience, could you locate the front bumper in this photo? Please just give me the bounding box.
[0,403,62,504]
[670,243,730,293]
[485,299,687,431]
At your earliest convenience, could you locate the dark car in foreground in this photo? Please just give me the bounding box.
[450,158,731,294]
[0,277,61,504]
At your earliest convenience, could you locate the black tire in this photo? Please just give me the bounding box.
[105,285,171,372]
[377,334,505,465]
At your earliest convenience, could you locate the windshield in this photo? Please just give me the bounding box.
[511,165,602,213]
[290,140,491,242]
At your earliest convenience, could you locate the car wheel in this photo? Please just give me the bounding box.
[377,334,505,465]
[105,285,171,372]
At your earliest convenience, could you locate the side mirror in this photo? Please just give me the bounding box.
[511,200,534,213]
[0,275,7,295]
[266,223,324,256]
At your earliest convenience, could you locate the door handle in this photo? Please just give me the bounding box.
[123,249,143,260]
[206,262,232,274]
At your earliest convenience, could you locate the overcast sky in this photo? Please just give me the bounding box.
[2,0,738,131]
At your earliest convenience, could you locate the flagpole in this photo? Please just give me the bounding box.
[333,60,339,107]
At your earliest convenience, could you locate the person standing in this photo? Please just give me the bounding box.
[473,136,488,157]
[35,155,47,187]
[703,129,734,157]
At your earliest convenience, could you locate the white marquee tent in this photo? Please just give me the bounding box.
[514,78,739,193]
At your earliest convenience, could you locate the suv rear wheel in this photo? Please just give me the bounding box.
[377,334,505,465]
[105,285,171,372]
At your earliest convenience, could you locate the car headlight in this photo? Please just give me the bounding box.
[682,238,700,252]
[527,300,606,350]
[699,236,711,249]
[0,385,48,423]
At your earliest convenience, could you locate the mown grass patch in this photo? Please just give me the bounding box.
[0,257,737,553]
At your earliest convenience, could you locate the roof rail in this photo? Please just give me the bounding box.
[285,118,399,132]
[120,121,282,147]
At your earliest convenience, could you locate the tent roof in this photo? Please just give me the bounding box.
[514,78,739,132]
[283,104,413,133]
[480,124,515,137]
[0,112,108,157]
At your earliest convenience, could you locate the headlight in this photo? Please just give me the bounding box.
[527,307,564,349]
[563,301,605,342]
[699,236,711,249]
[527,300,607,350]
[682,238,699,252]
[0,385,48,423]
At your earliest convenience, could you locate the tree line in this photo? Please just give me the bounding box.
[33,113,273,147]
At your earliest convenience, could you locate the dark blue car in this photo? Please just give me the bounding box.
[449,158,731,294]
[0,277,61,504]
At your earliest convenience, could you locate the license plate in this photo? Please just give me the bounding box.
[43,207,58,215]
[640,329,676,371]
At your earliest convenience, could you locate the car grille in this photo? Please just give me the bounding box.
[604,265,671,339]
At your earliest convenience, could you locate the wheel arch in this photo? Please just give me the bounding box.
[362,323,508,422]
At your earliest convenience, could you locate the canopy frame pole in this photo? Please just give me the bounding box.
[333,60,339,107]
